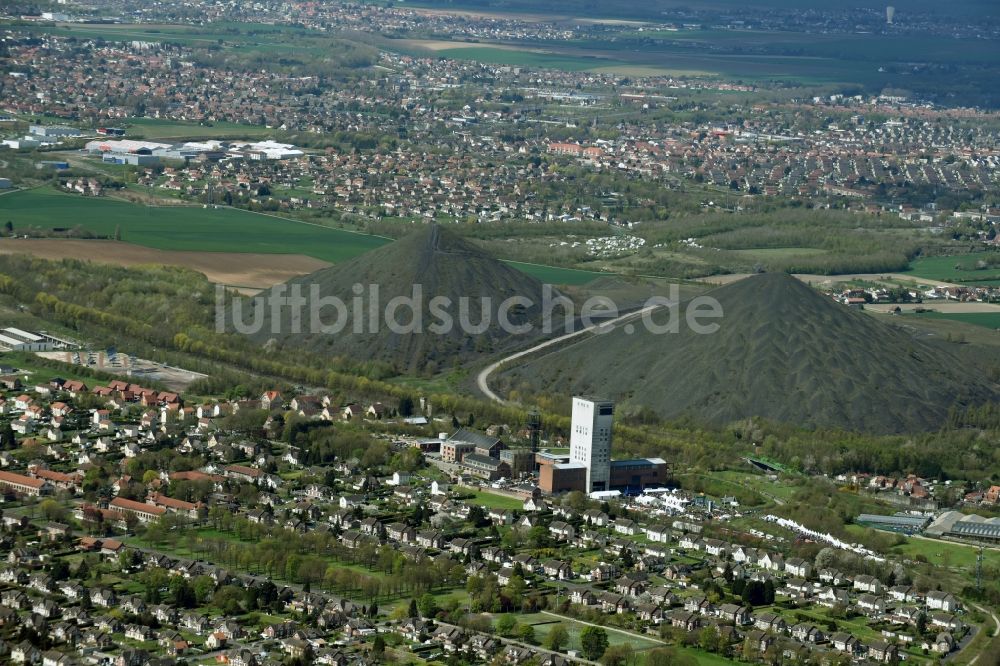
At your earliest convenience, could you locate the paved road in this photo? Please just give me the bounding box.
[476,304,663,403]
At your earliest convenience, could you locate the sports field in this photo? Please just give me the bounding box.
[891,535,1000,571]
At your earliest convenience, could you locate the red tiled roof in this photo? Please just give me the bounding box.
[33,469,79,484]
[0,470,45,489]
[110,496,166,515]
[149,493,197,511]
[170,470,222,482]
[224,464,262,478]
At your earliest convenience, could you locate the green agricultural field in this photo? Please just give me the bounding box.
[904,255,1000,286]
[616,29,1000,68]
[730,247,827,260]
[430,39,887,85]
[432,46,604,71]
[18,21,381,83]
[27,21,355,59]
[402,21,1000,102]
[0,188,607,284]
[506,261,604,286]
[905,311,1000,330]
[0,187,389,263]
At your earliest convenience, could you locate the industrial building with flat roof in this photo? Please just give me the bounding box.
[29,124,83,138]
[0,327,74,351]
[540,462,588,494]
[609,457,669,491]
[855,513,930,534]
[926,511,1000,544]
[85,138,305,163]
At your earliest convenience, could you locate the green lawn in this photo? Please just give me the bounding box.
[125,117,274,140]
[517,612,734,664]
[517,612,663,651]
[675,650,746,666]
[886,533,1000,571]
[462,489,526,511]
[0,350,110,386]
[712,470,801,501]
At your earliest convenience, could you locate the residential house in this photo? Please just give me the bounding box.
[927,591,959,612]
[784,557,811,578]
[718,604,752,626]
[868,640,898,663]
[858,594,887,615]
[614,519,638,535]
[853,575,883,594]
[791,623,824,643]
[830,633,863,656]
[548,521,575,541]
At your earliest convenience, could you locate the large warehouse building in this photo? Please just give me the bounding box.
[0,327,73,351]
[926,511,1000,544]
